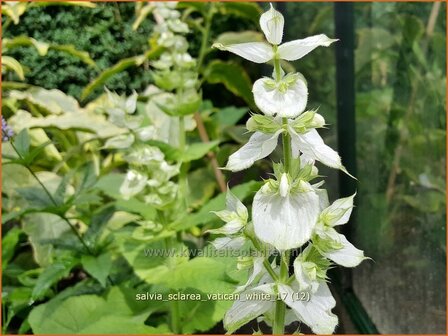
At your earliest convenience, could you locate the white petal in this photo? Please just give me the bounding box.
[226,130,282,172]
[293,259,318,293]
[253,77,308,118]
[259,4,284,45]
[280,282,338,335]
[315,188,330,211]
[119,170,147,200]
[278,34,338,61]
[213,42,274,63]
[135,126,156,141]
[323,233,366,267]
[236,257,265,292]
[125,91,138,114]
[252,186,320,250]
[322,194,355,226]
[290,128,344,170]
[226,189,248,221]
[224,283,275,333]
[211,236,245,250]
[207,219,244,235]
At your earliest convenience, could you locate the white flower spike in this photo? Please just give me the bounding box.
[213,4,337,64]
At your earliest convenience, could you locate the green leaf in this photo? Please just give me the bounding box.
[133,3,153,31]
[2,227,22,268]
[16,186,54,209]
[28,289,170,334]
[182,141,219,162]
[187,168,216,209]
[81,253,112,287]
[86,206,116,244]
[218,2,262,24]
[213,106,248,127]
[13,129,30,157]
[10,87,80,114]
[22,213,72,266]
[95,173,125,199]
[204,60,256,111]
[33,1,97,8]
[115,199,156,220]
[3,37,95,66]
[2,56,25,80]
[32,258,77,300]
[51,44,95,67]
[81,47,163,100]
[169,180,261,231]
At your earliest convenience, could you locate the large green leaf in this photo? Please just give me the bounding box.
[28,287,170,334]
[81,46,163,100]
[204,60,256,111]
[10,110,124,139]
[10,88,80,114]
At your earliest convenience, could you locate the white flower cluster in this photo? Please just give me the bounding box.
[103,90,179,209]
[211,5,367,334]
[149,2,201,117]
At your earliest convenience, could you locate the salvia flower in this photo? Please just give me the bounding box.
[224,271,338,334]
[312,194,367,267]
[2,116,14,142]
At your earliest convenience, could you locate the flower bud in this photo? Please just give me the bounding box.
[279,173,289,197]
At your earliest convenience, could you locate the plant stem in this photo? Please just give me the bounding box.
[273,118,293,334]
[193,3,227,193]
[282,118,292,172]
[196,3,214,71]
[178,116,188,211]
[10,142,93,255]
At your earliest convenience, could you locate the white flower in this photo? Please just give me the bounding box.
[293,244,330,293]
[224,275,338,335]
[260,4,284,45]
[210,190,249,248]
[225,124,350,175]
[279,281,338,334]
[252,179,320,250]
[119,170,147,200]
[225,130,283,172]
[253,73,308,118]
[213,5,337,64]
[313,194,367,267]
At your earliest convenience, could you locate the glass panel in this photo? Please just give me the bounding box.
[353,2,446,333]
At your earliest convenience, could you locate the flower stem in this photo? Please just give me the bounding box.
[282,118,292,173]
[272,120,293,334]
